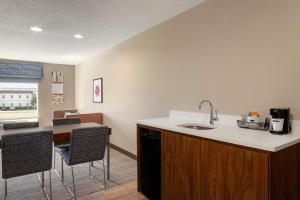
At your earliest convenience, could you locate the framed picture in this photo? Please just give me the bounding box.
[52,72,64,83]
[52,71,64,105]
[93,78,103,103]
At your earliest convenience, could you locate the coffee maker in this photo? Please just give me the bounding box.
[270,108,291,134]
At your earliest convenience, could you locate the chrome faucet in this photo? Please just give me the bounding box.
[199,100,219,125]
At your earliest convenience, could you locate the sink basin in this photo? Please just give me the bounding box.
[177,123,215,130]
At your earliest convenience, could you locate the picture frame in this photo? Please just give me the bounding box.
[52,71,64,105]
[93,78,103,103]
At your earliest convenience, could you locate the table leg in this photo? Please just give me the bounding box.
[107,134,110,180]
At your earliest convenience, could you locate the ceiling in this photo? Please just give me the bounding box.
[0,0,206,65]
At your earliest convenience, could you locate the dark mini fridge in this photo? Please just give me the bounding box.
[139,128,161,200]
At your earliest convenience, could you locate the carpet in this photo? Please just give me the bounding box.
[0,148,137,200]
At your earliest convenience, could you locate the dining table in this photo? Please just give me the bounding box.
[0,122,112,180]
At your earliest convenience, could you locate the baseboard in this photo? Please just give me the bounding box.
[110,143,137,160]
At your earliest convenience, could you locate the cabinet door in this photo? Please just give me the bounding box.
[162,131,205,200]
[202,140,269,200]
[162,131,269,200]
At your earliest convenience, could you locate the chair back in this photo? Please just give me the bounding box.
[3,122,39,130]
[67,127,108,165]
[1,131,53,179]
[53,118,81,126]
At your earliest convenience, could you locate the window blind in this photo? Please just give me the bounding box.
[0,61,43,79]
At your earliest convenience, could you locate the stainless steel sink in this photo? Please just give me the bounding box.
[177,123,215,130]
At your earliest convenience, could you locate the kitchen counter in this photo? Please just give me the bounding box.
[136,110,300,152]
[137,110,300,199]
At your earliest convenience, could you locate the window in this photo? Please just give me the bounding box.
[0,82,38,123]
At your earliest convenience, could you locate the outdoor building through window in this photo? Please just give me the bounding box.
[0,82,38,123]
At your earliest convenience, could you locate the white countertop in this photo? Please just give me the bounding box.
[136,110,300,152]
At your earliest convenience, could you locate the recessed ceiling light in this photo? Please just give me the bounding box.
[30,26,43,32]
[74,34,83,39]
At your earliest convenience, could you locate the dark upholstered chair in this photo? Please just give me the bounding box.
[52,117,81,126]
[1,131,53,200]
[52,117,81,169]
[56,127,108,199]
[3,121,39,130]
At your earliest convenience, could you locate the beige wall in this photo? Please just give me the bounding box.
[39,63,75,126]
[75,0,300,154]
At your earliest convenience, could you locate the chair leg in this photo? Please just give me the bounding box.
[49,170,52,200]
[71,166,77,199]
[88,161,106,190]
[4,178,7,200]
[102,160,106,189]
[42,171,45,188]
[107,134,110,180]
[53,148,56,169]
[61,157,64,182]
[57,163,75,198]
[89,162,92,176]
[37,171,52,200]
[53,150,62,182]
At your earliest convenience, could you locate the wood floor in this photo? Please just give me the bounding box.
[78,181,147,200]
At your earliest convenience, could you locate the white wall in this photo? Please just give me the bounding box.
[75,0,300,154]
[39,63,75,126]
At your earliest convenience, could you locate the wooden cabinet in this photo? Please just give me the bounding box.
[162,131,205,200]
[162,130,268,200]
[201,139,268,200]
[137,125,300,200]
